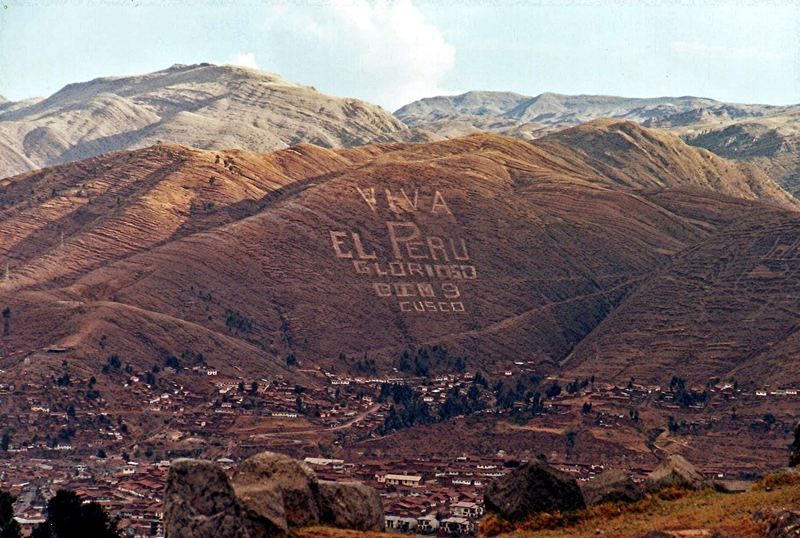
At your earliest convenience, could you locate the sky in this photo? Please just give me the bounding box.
[0,0,798,111]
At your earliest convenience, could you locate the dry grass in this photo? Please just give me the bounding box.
[296,472,800,538]
[485,473,800,537]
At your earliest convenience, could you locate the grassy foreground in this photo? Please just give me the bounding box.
[298,472,800,538]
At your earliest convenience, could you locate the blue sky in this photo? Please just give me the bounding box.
[0,1,798,111]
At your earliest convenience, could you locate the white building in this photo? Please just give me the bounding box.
[416,514,439,533]
[451,501,484,518]
[385,515,418,531]
[379,473,423,487]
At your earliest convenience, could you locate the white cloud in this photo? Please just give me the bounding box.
[229,52,259,70]
[262,0,455,110]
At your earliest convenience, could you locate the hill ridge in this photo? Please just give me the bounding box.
[0,63,430,180]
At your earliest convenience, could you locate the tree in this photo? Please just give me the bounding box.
[565,430,577,454]
[473,371,488,387]
[1,307,9,337]
[286,353,297,367]
[102,355,121,375]
[0,490,21,538]
[32,490,119,538]
[545,382,561,399]
[1,432,10,451]
[581,402,592,414]
[790,423,800,467]
[667,416,679,433]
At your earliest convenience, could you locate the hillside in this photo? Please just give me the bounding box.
[0,122,797,395]
[537,120,798,207]
[0,132,703,379]
[0,63,430,179]
[682,112,800,195]
[562,206,800,386]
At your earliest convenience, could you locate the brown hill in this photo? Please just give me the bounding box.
[562,205,800,386]
[682,115,800,196]
[0,122,796,396]
[536,120,797,207]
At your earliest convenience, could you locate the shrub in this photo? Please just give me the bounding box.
[478,513,513,537]
[754,470,800,491]
[657,486,691,501]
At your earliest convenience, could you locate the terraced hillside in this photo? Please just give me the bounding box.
[0,121,798,413]
[563,207,800,385]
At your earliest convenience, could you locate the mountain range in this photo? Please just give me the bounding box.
[1,63,799,419]
[4,65,799,200]
[396,90,800,195]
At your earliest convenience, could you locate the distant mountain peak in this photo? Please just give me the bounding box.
[394,91,800,193]
[0,63,431,179]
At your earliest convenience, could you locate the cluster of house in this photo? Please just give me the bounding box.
[304,454,509,536]
[4,351,796,537]
[0,456,166,537]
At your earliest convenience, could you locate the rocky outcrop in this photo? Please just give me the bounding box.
[233,452,320,528]
[790,423,800,467]
[164,452,385,538]
[753,508,800,538]
[318,480,385,531]
[484,461,585,521]
[581,469,643,505]
[163,459,284,538]
[645,455,707,492]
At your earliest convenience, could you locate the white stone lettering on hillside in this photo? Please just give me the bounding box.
[328,186,476,313]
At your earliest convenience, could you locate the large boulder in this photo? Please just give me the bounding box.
[232,452,321,527]
[581,469,643,505]
[484,461,585,521]
[318,480,385,531]
[164,459,285,538]
[231,482,289,535]
[645,455,706,492]
[166,452,386,537]
[790,423,800,467]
